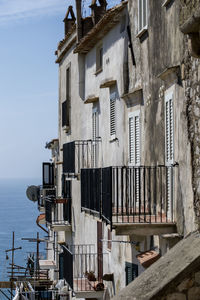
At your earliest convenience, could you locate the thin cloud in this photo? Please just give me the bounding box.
[0,0,69,24]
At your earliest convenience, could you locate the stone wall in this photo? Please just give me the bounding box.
[161,270,200,300]
[179,0,199,26]
[182,36,200,226]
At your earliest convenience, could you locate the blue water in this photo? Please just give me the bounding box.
[0,178,46,297]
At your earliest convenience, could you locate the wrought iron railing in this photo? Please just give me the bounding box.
[60,245,106,292]
[38,187,56,211]
[63,139,101,176]
[81,166,177,228]
[45,197,71,226]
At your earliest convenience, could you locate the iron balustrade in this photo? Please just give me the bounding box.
[45,197,71,226]
[60,245,105,292]
[102,166,176,227]
[81,165,176,228]
[38,187,56,211]
[63,139,101,176]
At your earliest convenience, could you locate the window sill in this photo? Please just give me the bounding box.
[95,68,103,76]
[136,27,148,39]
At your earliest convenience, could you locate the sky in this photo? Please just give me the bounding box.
[0,0,119,180]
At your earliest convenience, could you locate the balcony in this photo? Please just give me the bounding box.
[59,245,106,299]
[45,197,71,231]
[38,187,56,212]
[81,166,177,236]
[63,139,101,178]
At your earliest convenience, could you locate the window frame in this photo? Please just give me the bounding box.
[137,0,148,36]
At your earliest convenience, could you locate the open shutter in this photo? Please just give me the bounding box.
[110,92,116,138]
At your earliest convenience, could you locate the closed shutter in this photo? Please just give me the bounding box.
[165,99,174,164]
[129,111,140,166]
[110,92,116,138]
[92,109,98,167]
[125,262,138,285]
[165,87,174,221]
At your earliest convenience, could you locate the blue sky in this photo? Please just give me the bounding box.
[0,0,119,179]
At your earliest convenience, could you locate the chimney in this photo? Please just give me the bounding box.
[90,0,107,25]
[63,6,76,36]
[75,0,82,42]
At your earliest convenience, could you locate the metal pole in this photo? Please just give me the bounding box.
[11,231,14,300]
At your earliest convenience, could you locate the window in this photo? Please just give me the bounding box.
[62,66,71,130]
[128,111,140,165]
[110,92,116,139]
[96,44,103,72]
[125,262,138,285]
[92,107,99,167]
[138,0,148,34]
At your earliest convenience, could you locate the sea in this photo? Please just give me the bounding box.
[0,178,46,299]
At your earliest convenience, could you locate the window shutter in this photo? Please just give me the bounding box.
[110,93,116,138]
[165,87,174,221]
[129,117,134,164]
[135,115,140,165]
[165,96,174,164]
[125,262,138,285]
[92,110,98,168]
[129,111,140,165]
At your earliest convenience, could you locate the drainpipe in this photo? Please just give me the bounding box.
[75,0,82,42]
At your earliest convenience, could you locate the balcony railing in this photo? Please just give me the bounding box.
[45,197,71,226]
[81,166,177,229]
[60,245,105,292]
[38,187,56,211]
[63,139,101,177]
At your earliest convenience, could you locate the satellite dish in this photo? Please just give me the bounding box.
[26,185,40,202]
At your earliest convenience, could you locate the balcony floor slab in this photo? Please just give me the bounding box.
[113,222,177,236]
[51,223,72,232]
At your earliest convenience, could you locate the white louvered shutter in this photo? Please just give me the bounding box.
[165,88,174,221]
[129,111,140,165]
[165,97,174,165]
[92,108,98,168]
[110,92,116,138]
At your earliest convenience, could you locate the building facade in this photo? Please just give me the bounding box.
[31,0,200,299]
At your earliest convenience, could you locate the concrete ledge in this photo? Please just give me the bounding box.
[84,95,99,104]
[113,223,177,236]
[100,78,117,88]
[112,231,200,300]
[75,290,104,299]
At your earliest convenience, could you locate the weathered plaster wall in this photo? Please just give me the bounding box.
[128,0,196,235]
